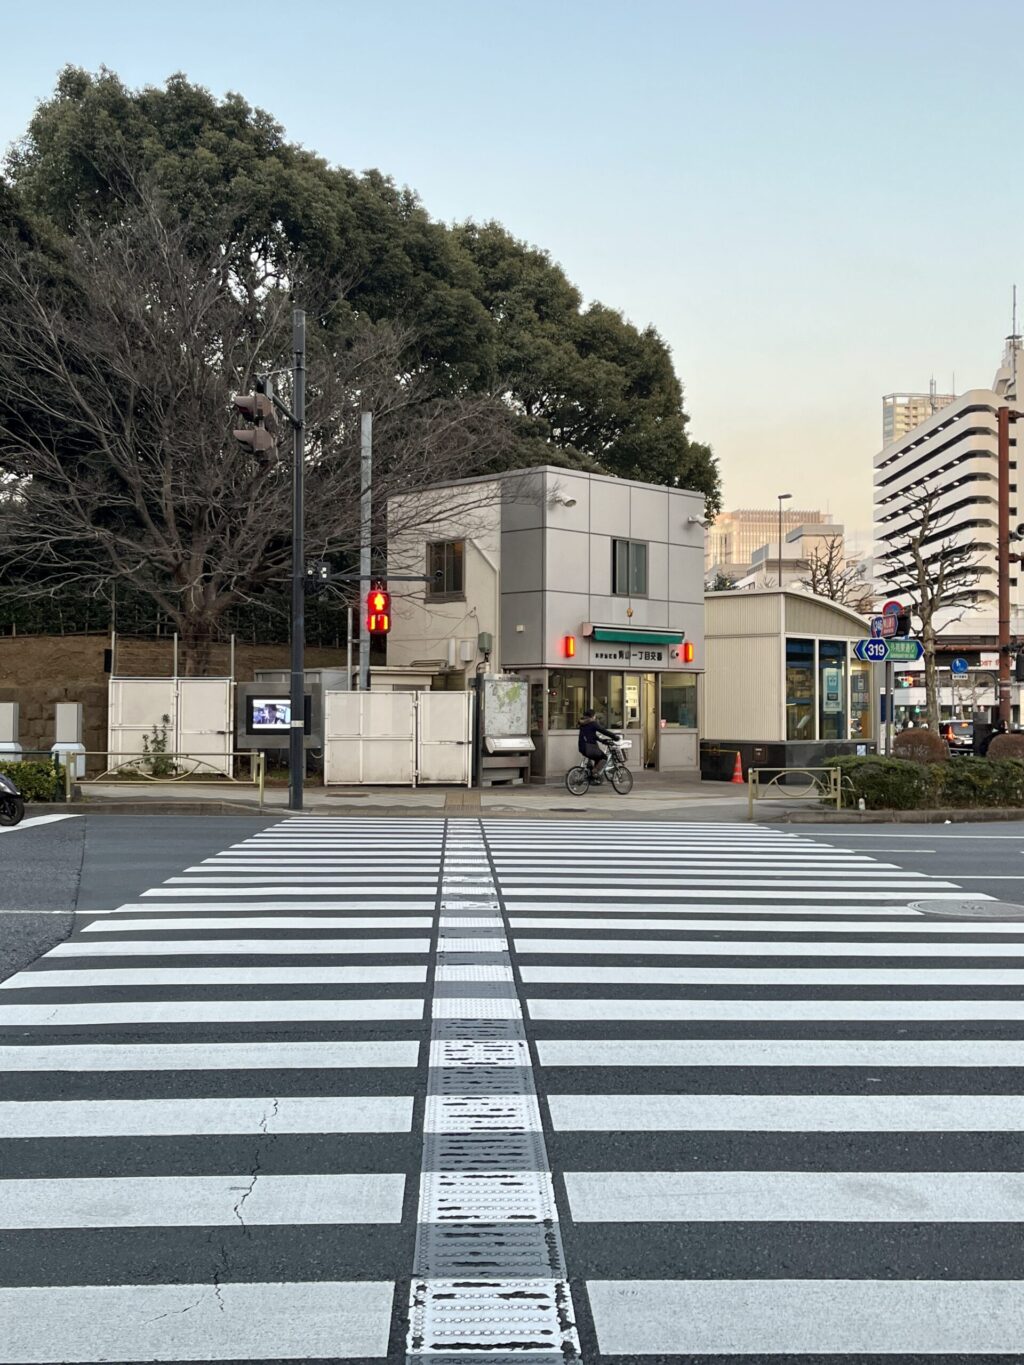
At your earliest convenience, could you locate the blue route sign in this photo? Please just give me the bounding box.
[854,638,924,664]
[950,657,969,675]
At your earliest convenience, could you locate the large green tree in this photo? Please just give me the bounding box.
[5,67,719,508]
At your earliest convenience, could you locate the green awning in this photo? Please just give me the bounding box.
[590,627,685,645]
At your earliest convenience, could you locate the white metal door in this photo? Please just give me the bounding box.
[177,679,233,776]
[324,692,416,785]
[417,692,473,785]
[108,678,233,775]
[107,679,177,768]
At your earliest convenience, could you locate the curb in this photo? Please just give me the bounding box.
[776,807,1024,824]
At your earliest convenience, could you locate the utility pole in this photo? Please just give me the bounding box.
[359,411,372,692]
[289,308,306,811]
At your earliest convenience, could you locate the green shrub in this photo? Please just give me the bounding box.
[893,728,949,763]
[0,759,60,802]
[937,757,1024,807]
[826,756,935,810]
[987,732,1024,761]
[827,754,1024,810]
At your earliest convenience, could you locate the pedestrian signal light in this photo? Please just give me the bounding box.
[563,634,576,658]
[366,586,391,635]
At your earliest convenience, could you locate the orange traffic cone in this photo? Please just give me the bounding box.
[730,750,744,784]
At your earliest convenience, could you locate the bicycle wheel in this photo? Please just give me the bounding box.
[565,765,591,796]
[610,764,633,795]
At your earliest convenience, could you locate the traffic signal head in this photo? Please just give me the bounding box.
[231,392,277,452]
[366,585,391,634]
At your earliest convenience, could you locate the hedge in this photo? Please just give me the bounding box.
[0,759,61,802]
[825,754,1024,810]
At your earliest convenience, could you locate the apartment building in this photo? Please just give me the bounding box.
[873,336,1023,719]
[882,387,956,445]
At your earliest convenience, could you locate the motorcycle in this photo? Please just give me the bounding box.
[0,772,25,826]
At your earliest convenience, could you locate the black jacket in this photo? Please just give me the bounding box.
[578,720,618,755]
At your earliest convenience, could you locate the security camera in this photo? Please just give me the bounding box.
[687,516,709,529]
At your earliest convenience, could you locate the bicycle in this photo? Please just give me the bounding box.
[565,736,634,796]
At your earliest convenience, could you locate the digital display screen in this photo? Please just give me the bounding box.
[249,697,291,731]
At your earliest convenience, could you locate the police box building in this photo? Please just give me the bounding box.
[384,465,705,779]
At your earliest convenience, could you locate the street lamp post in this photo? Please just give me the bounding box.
[777,493,792,588]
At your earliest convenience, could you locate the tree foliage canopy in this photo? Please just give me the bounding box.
[4,67,719,507]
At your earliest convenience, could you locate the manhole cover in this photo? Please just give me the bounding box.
[910,899,1024,920]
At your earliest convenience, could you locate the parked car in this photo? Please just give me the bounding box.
[943,721,973,754]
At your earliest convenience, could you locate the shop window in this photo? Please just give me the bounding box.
[427,540,464,596]
[660,673,697,728]
[612,539,647,596]
[548,669,589,730]
[785,638,815,740]
[608,673,624,728]
[591,671,625,728]
[819,639,847,741]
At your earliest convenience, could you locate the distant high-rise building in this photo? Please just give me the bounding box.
[882,385,956,445]
[874,335,1022,633]
[705,507,825,574]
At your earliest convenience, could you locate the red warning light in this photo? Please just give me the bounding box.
[366,585,392,635]
[563,634,576,658]
[682,641,695,663]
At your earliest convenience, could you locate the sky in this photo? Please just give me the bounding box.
[1,0,1021,542]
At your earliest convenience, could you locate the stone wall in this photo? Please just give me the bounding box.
[0,634,346,767]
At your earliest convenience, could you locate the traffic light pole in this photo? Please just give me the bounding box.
[359,412,372,692]
[289,308,306,812]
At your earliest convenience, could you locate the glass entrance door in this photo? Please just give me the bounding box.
[643,672,657,768]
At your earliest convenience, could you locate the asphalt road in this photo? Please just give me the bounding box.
[4,814,1024,1360]
[795,821,1024,907]
[0,815,277,981]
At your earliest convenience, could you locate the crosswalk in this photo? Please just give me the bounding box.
[2,816,1024,1360]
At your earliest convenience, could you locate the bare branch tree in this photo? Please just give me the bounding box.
[876,488,986,730]
[0,189,520,672]
[799,535,874,614]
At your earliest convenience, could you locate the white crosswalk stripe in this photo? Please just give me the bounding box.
[6,812,1024,1361]
[0,816,444,1362]
[482,816,1024,1361]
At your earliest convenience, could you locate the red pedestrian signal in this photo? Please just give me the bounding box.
[366,585,391,634]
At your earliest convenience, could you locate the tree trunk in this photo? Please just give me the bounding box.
[923,619,940,732]
[178,618,217,677]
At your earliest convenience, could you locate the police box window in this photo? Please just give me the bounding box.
[612,539,647,596]
[427,540,465,597]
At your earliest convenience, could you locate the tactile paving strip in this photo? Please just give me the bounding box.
[407,824,580,1360]
[409,1279,578,1356]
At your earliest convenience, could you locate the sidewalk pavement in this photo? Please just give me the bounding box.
[70,771,758,821]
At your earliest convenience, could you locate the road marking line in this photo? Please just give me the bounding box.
[547,1093,1024,1131]
[0,1095,413,1136]
[0,1173,406,1228]
[0,813,79,835]
[0,1281,396,1362]
[0,1040,419,1070]
[0,998,423,1025]
[586,1279,1024,1355]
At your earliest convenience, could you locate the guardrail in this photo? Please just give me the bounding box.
[54,752,267,810]
[748,766,842,820]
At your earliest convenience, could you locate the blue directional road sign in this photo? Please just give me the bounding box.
[950,657,969,675]
[854,638,924,664]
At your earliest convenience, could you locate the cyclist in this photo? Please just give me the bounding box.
[577,708,619,783]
